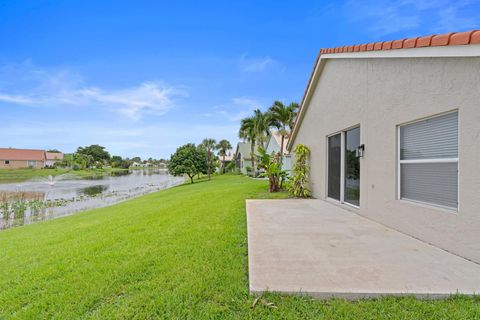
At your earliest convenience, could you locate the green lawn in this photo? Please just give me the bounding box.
[0,168,128,183]
[0,175,478,319]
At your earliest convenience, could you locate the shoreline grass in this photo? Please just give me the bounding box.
[0,167,129,184]
[0,175,478,319]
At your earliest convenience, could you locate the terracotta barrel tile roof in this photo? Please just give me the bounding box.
[322,30,479,54]
[289,30,480,149]
[0,148,46,161]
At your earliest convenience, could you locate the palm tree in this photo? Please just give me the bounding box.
[268,101,299,157]
[201,138,217,180]
[239,116,257,174]
[252,109,272,150]
[216,139,232,174]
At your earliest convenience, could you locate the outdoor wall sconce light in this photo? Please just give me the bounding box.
[357,144,365,158]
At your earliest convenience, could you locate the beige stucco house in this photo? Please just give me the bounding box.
[287,30,480,263]
[0,148,46,169]
[45,152,64,167]
[235,142,254,175]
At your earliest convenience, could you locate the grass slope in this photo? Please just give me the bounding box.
[0,168,128,184]
[0,175,478,319]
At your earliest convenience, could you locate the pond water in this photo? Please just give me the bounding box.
[0,169,184,230]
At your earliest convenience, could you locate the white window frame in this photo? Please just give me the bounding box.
[326,124,360,209]
[396,110,459,211]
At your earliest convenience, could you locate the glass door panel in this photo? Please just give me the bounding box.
[328,134,341,200]
[344,127,360,206]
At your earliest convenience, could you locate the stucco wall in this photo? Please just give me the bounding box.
[0,160,45,169]
[236,155,252,175]
[292,56,480,263]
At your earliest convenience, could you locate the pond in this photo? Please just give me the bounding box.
[0,169,184,230]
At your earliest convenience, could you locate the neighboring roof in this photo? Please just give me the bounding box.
[287,30,480,150]
[0,148,45,161]
[46,152,64,161]
[235,142,253,160]
[266,132,289,155]
[220,149,234,161]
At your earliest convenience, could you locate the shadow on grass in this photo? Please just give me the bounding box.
[174,175,213,188]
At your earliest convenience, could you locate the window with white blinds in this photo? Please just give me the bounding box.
[399,111,458,210]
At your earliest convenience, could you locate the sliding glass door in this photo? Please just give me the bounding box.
[327,127,361,207]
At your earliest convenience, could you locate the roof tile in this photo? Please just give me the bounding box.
[392,39,405,49]
[373,42,383,50]
[449,30,473,45]
[431,32,453,46]
[382,41,393,50]
[416,35,433,47]
[404,37,418,48]
[472,30,480,44]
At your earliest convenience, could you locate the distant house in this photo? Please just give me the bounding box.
[217,149,234,173]
[265,132,292,173]
[234,142,254,175]
[45,152,64,167]
[0,148,46,169]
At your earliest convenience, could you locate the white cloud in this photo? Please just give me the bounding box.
[0,93,35,104]
[343,0,479,36]
[239,54,278,72]
[0,62,185,120]
[206,97,262,122]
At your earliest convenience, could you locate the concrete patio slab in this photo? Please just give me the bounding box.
[246,199,480,299]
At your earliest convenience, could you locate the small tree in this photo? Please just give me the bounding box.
[200,138,217,180]
[268,101,299,161]
[289,144,311,198]
[257,147,286,192]
[168,143,208,184]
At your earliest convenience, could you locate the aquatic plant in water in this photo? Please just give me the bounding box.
[0,199,10,220]
[11,198,28,220]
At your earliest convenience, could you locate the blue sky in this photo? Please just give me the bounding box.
[1,0,479,158]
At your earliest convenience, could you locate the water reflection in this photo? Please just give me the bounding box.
[79,185,108,197]
[0,169,184,230]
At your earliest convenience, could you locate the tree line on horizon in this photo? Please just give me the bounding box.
[56,144,167,170]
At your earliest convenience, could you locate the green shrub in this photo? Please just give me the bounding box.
[257,147,286,192]
[288,144,311,198]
